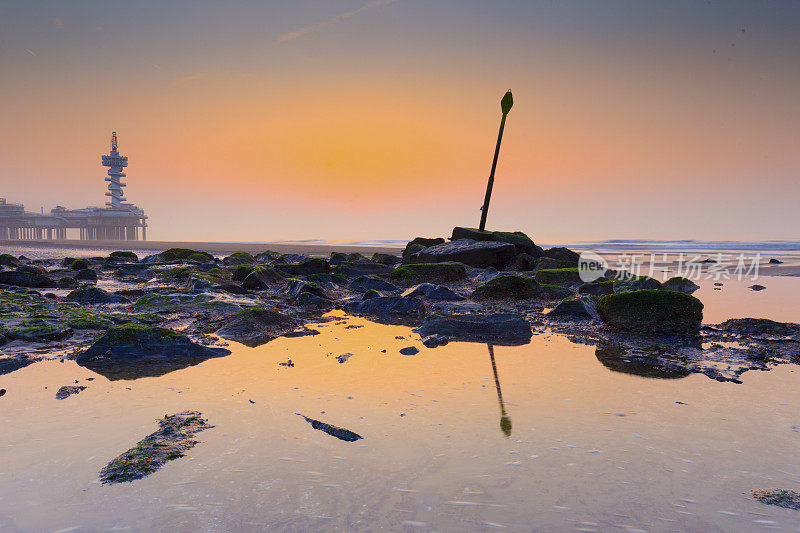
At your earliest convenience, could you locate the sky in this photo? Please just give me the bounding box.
[0,0,798,243]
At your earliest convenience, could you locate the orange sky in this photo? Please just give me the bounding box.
[1,1,798,242]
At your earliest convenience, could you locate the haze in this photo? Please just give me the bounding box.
[1,1,798,242]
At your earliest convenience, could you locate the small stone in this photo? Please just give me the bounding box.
[399,346,419,355]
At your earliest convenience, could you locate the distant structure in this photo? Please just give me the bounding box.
[0,132,148,241]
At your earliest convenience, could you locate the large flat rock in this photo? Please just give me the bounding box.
[412,239,516,268]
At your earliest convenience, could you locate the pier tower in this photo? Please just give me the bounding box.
[101,132,128,208]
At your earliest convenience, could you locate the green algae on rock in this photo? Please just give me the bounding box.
[109,251,138,262]
[158,248,215,262]
[389,262,466,284]
[472,274,572,300]
[215,307,298,346]
[751,489,800,510]
[534,268,582,286]
[99,411,213,483]
[596,289,703,335]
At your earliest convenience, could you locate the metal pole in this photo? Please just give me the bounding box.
[478,90,514,232]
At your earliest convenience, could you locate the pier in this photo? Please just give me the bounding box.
[0,133,147,241]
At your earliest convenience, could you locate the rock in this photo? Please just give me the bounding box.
[242,267,284,290]
[296,413,363,442]
[414,313,533,345]
[661,276,700,294]
[533,257,575,271]
[422,334,449,348]
[330,252,365,265]
[544,247,580,264]
[255,250,280,263]
[0,254,20,267]
[490,231,541,256]
[546,295,598,320]
[534,268,582,286]
[362,289,382,300]
[75,268,98,282]
[222,251,256,265]
[275,253,310,264]
[431,300,485,313]
[402,243,426,262]
[613,276,662,292]
[349,275,399,293]
[472,274,572,300]
[401,283,464,301]
[596,290,704,335]
[215,308,298,346]
[578,279,615,296]
[55,385,86,400]
[76,325,231,380]
[389,262,467,284]
[335,353,353,363]
[57,276,78,289]
[407,236,446,248]
[474,266,500,283]
[505,253,538,271]
[215,283,249,295]
[0,270,56,288]
[285,279,330,299]
[109,251,138,262]
[335,260,393,277]
[749,284,766,291]
[751,489,800,510]
[284,257,331,276]
[99,411,212,483]
[412,239,516,268]
[372,252,401,265]
[295,292,332,308]
[450,227,494,241]
[65,286,130,304]
[9,322,74,342]
[343,296,425,322]
[768,258,783,264]
[718,318,800,338]
[399,346,419,355]
[69,259,90,270]
[158,248,215,262]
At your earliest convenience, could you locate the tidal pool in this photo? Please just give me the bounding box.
[1,277,800,531]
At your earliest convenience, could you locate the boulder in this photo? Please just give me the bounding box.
[401,283,464,301]
[421,334,449,348]
[343,296,425,322]
[578,279,614,296]
[472,274,572,300]
[372,253,401,265]
[661,276,700,294]
[69,259,90,270]
[288,257,331,276]
[402,243,426,262]
[349,275,399,293]
[413,313,533,345]
[399,346,419,355]
[330,252,366,265]
[412,239,516,268]
[596,290,703,335]
[490,231,541,256]
[768,258,783,264]
[222,252,256,265]
[389,262,467,284]
[533,257,575,271]
[614,276,662,292]
[242,267,284,290]
[108,251,138,262]
[9,322,74,342]
[295,292,333,308]
[0,254,20,267]
[450,227,494,241]
[0,270,56,288]
[75,268,98,282]
[76,326,230,380]
[215,308,298,346]
[57,276,78,289]
[285,279,330,299]
[718,318,800,338]
[546,295,598,320]
[544,247,580,264]
[335,260,392,277]
[158,248,215,262]
[505,253,538,272]
[255,250,280,263]
[65,287,130,304]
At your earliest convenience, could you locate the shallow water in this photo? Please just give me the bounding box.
[2,301,800,532]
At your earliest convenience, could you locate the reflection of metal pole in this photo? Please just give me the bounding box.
[478,90,514,232]
[488,344,511,437]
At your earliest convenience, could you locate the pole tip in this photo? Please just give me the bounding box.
[501,90,513,115]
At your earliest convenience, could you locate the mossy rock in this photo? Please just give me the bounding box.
[534,268,582,286]
[65,286,129,304]
[596,290,703,335]
[533,257,575,271]
[242,266,284,290]
[491,231,539,255]
[402,243,426,262]
[473,274,571,300]
[661,276,700,294]
[291,257,331,276]
[231,264,259,282]
[75,268,98,282]
[450,227,493,241]
[57,276,78,289]
[613,275,662,293]
[751,489,800,510]
[158,248,215,262]
[63,312,115,330]
[223,252,256,265]
[158,266,193,281]
[0,254,20,267]
[372,252,401,265]
[69,259,90,270]
[9,323,74,342]
[109,251,138,262]
[389,262,466,284]
[408,237,445,248]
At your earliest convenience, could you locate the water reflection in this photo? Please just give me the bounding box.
[78,356,223,381]
[595,345,691,379]
[488,344,512,437]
